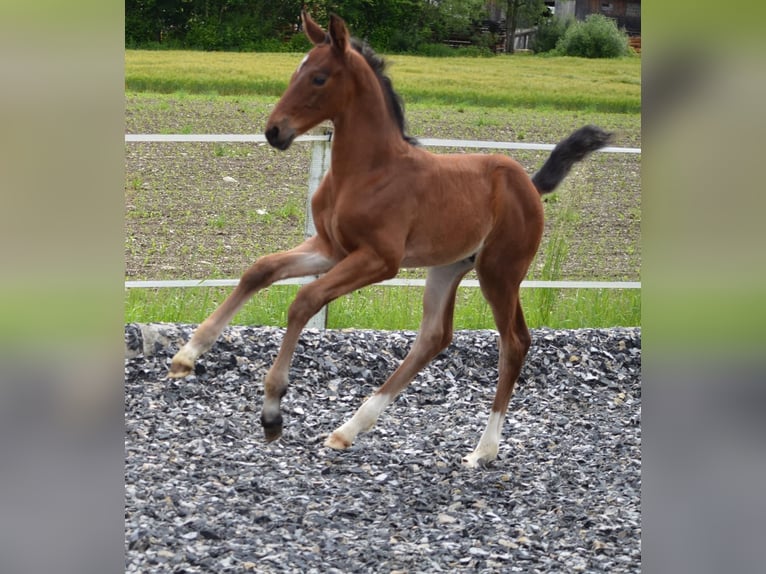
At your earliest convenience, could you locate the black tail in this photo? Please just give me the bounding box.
[532,125,613,194]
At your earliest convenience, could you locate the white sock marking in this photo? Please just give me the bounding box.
[334,393,391,443]
[464,410,505,467]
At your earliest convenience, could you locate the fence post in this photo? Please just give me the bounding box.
[304,130,332,329]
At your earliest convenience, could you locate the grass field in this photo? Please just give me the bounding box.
[125,50,640,113]
[125,284,640,330]
[125,50,641,330]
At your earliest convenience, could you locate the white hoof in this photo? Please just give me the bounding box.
[324,432,352,450]
[463,411,504,468]
[462,447,498,469]
[168,349,195,378]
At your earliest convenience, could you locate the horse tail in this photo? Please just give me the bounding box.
[532,125,613,195]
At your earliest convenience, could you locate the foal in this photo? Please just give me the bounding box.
[169,11,611,467]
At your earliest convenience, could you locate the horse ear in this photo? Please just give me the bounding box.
[328,13,350,54]
[301,10,328,45]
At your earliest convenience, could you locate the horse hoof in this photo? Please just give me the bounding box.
[461,451,495,469]
[261,413,283,442]
[324,432,352,450]
[461,457,482,469]
[264,427,283,443]
[168,354,194,379]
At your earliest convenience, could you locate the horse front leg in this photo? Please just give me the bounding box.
[260,248,398,441]
[167,238,334,378]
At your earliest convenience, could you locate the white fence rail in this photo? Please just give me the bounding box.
[125,278,641,289]
[124,133,641,154]
[126,133,641,327]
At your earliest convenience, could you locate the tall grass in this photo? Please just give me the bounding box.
[524,180,578,326]
[125,50,640,113]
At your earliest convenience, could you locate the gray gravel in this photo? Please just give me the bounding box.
[125,324,641,573]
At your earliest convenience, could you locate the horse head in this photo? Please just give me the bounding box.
[265,11,353,150]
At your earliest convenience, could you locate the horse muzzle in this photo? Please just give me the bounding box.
[265,121,296,151]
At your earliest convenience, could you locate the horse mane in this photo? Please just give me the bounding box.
[350,38,418,146]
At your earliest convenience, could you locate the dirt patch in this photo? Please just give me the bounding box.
[125,95,640,282]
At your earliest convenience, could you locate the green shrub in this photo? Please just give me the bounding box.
[532,17,571,54]
[416,43,458,57]
[414,43,494,58]
[554,14,630,58]
[250,38,286,52]
[472,31,501,54]
[286,33,312,53]
[386,28,425,53]
[186,19,222,51]
[458,45,494,58]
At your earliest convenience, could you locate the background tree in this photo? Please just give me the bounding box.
[125,0,492,52]
[126,0,193,47]
[435,0,488,36]
[504,0,548,53]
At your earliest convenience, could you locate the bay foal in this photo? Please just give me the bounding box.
[169,11,611,467]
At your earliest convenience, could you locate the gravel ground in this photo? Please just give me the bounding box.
[125,324,641,573]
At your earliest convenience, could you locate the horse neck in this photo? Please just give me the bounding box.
[330,71,409,177]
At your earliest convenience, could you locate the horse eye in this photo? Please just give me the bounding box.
[312,75,327,87]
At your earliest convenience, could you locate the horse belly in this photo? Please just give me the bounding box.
[400,215,489,268]
[400,169,496,267]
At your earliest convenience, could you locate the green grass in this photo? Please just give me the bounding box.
[125,285,640,330]
[125,50,640,113]
[328,285,640,330]
[126,286,297,327]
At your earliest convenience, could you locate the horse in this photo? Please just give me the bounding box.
[168,11,612,468]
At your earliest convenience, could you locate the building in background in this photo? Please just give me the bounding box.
[554,0,641,35]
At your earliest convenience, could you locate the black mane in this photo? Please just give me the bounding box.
[350,38,418,145]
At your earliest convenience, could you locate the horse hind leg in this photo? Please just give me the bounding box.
[324,257,474,450]
[463,276,531,468]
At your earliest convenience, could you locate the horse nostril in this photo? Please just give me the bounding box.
[265,125,280,145]
[265,123,295,151]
